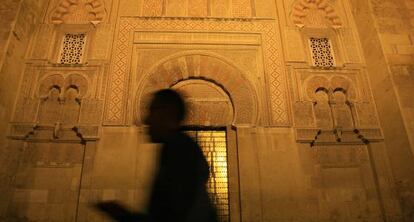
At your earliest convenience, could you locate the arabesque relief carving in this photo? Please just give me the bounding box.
[104,17,289,126]
[141,0,254,17]
[292,0,342,28]
[51,0,106,25]
[136,54,257,126]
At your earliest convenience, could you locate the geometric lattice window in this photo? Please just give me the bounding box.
[187,130,230,222]
[59,33,86,64]
[309,37,335,68]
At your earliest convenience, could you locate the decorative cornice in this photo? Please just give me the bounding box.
[295,127,383,145]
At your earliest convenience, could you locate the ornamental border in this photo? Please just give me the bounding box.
[103,17,290,126]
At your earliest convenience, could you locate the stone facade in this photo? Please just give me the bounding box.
[0,0,413,221]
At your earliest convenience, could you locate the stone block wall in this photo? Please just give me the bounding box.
[0,0,47,144]
[350,0,414,220]
[374,0,414,219]
[374,0,414,152]
[0,0,48,219]
[0,0,21,218]
[0,0,21,70]
[1,0,414,221]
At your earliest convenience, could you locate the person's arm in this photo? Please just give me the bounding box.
[94,201,147,222]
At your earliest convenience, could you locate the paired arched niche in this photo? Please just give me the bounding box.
[135,53,258,126]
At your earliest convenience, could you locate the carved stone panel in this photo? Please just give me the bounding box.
[291,0,342,28]
[104,17,289,126]
[37,74,87,127]
[142,0,164,16]
[211,0,231,17]
[188,0,208,17]
[174,80,233,126]
[136,54,257,126]
[166,0,186,16]
[291,69,382,144]
[232,0,252,18]
[50,0,107,24]
[11,65,104,142]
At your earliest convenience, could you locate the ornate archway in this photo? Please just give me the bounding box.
[135,54,258,126]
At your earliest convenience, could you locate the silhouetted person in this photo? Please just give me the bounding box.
[95,89,218,222]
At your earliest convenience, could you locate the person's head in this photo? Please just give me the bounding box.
[144,89,186,142]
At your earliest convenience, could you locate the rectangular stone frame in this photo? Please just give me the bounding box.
[103,17,290,126]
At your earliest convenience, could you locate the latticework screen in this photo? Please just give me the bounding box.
[187,130,229,222]
[59,33,86,64]
[309,37,335,68]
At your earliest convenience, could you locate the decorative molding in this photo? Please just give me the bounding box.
[292,0,342,28]
[132,31,261,45]
[103,17,289,126]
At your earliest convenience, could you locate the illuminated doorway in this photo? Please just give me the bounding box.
[187,129,230,222]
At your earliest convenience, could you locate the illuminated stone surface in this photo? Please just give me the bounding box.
[0,0,413,221]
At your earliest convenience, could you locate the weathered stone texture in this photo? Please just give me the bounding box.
[0,0,48,220]
[350,0,414,220]
[0,0,21,70]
